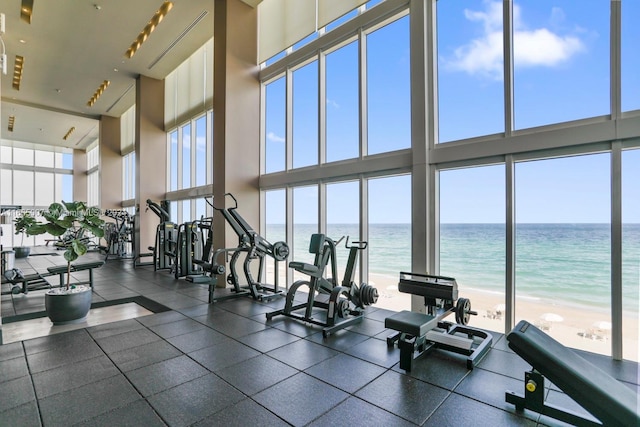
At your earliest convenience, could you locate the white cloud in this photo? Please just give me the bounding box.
[442,1,586,80]
[267,131,285,143]
[326,98,340,109]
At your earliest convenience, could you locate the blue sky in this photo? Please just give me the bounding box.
[265,1,639,224]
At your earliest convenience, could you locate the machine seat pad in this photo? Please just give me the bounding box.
[507,320,639,427]
[71,261,105,270]
[288,261,320,277]
[385,310,438,337]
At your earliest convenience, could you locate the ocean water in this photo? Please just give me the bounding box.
[267,223,640,313]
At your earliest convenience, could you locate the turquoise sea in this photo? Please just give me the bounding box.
[267,223,640,313]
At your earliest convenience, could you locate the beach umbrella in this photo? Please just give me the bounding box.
[494,304,505,313]
[592,321,612,330]
[540,313,563,323]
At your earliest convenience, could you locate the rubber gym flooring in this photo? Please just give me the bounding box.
[1,251,638,426]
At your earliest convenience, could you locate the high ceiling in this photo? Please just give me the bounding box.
[0,0,216,151]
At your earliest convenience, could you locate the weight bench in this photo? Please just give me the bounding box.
[2,261,105,295]
[385,272,492,371]
[505,320,639,427]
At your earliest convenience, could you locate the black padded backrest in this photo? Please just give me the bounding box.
[507,320,639,427]
[308,234,325,254]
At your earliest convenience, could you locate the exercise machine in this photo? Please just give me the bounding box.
[173,216,214,282]
[266,234,379,337]
[385,272,492,371]
[2,261,105,295]
[145,199,177,271]
[102,209,133,260]
[505,320,639,426]
[212,193,289,301]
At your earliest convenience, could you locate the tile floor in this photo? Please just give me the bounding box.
[0,251,638,426]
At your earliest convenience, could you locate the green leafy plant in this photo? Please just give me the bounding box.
[27,201,105,290]
[14,212,38,247]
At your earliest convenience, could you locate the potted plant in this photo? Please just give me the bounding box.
[27,201,105,324]
[13,212,38,258]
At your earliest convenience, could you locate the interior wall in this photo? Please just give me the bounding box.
[99,115,123,210]
[213,0,261,254]
[135,75,166,257]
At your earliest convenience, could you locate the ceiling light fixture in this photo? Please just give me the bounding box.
[20,0,34,24]
[13,55,24,90]
[8,115,15,132]
[63,126,76,140]
[86,80,110,107]
[125,1,173,59]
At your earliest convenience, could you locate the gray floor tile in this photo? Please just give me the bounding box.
[125,354,209,397]
[192,398,290,427]
[148,318,206,338]
[148,373,245,427]
[477,347,533,380]
[0,355,30,383]
[86,318,145,339]
[109,339,183,372]
[424,392,536,426]
[236,326,301,353]
[0,341,25,362]
[189,338,261,372]
[393,348,472,390]
[304,353,387,394]
[95,327,161,354]
[215,354,299,395]
[306,328,370,352]
[309,396,415,427]
[74,399,166,427]
[38,375,140,426]
[267,339,339,370]
[32,354,119,399]
[0,375,36,412]
[26,339,105,374]
[0,401,42,427]
[253,372,349,426]
[344,336,400,368]
[166,327,228,353]
[23,328,94,355]
[355,370,450,425]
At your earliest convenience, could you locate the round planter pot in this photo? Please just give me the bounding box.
[45,286,92,325]
[13,247,31,259]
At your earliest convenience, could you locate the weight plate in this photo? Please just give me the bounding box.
[272,241,290,261]
[456,297,471,325]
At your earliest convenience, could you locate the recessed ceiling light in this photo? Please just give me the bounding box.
[21,0,34,24]
[19,39,27,44]
[86,80,110,107]
[113,68,118,72]
[125,1,173,59]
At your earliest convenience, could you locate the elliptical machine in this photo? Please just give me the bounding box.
[266,234,379,337]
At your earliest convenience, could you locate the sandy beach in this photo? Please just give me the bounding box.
[367,272,639,361]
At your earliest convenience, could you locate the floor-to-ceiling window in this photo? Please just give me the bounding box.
[259,0,639,360]
[515,154,611,355]
[439,165,506,332]
[622,148,639,361]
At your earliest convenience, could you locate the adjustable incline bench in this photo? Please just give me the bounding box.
[505,320,640,427]
[3,261,105,295]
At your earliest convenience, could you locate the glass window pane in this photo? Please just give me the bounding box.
[326,42,360,162]
[327,181,360,282]
[265,189,287,288]
[1,169,12,204]
[13,148,33,166]
[514,1,609,129]
[35,151,54,167]
[195,116,207,187]
[437,0,504,142]
[13,171,34,205]
[367,175,411,310]
[62,175,73,202]
[195,198,206,220]
[367,16,410,155]
[622,149,639,361]
[292,185,318,281]
[62,153,73,169]
[35,172,54,206]
[622,0,640,112]
[182,124,191,189]
[265,77,286,173]
[1,146,12,163]
[170,131,178,191]
[440,165,505,332]
[515,154,611,356]
[293,61,319,168]
[183,200,191,222]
